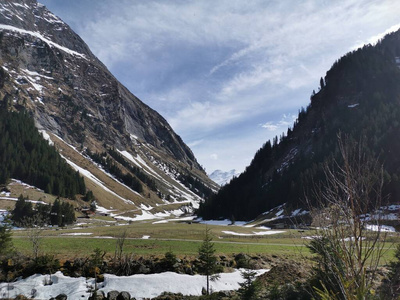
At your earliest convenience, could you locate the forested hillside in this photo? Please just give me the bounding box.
[198,30,400,221]
[0,104,86,198]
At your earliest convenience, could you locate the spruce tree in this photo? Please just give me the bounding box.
[0,214,13,256]
[197,227,220,295]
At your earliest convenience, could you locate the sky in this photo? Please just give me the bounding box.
[39,0,400,174]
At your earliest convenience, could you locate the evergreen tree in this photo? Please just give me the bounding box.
[197,228,220,295]
[50,198,62,227]
[320,77,325,89]
[238,267,260,300]
[0,214,13,256]
[11,194,33,225]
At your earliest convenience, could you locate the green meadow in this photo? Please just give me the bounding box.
[11,220,399,263]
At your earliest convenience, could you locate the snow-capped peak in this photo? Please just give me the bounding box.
[209,169,240,186]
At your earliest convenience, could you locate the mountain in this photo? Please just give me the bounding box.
[0,0,218,219]
[198,29,400,221]
[209,169,240,186]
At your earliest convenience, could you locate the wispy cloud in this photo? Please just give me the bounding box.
[41,0,400,172]
[260,114,297,132]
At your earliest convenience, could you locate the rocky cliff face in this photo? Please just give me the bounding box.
[0,0,217,219]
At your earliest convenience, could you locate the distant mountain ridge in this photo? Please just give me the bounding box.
[209,169,240,186]
[0,0,218,219]
[198,29,400,221]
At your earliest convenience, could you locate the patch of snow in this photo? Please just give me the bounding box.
[362,213,399,221]
[382,205,400,211]
[62,156,138,205]
[38,130,54,145]
[0,210,8,223]
[365,224,396,232]
[0,191,10,197]
[0,196,18,201]
[0,272,92,299]
[275,209,284,216]
[0,270,268,299]
[0,25,87,59]
[152,220,168,224]
[197,219,247,226]
[291,208,308,217]
[140,203,152,211]
[113,210,156,222]
[142,235,150,239]
[36,97,44,104]
[130,134,139,140]
[60,233,93,236]
[21,68,53,80]
[17,73,44,92]
[301,236,322,240]
[152,216,195,224]
[343,237,366,241]
[348,103,359,108]
[95,205,117,215]
[262,203,286,215]
[222,230,285,236]
[118,149,164,181]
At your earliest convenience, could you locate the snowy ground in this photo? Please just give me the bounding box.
[0,269,268,300]
[222,230,285,236]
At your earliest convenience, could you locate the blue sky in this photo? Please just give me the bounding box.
[39,0,400,174]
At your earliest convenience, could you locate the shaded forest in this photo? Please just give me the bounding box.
[0,105,86,198]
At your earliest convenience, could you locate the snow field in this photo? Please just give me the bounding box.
[0,269,269,300]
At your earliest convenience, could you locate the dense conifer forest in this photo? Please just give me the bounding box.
[11,195,76,227]
[198,30,400,220]
[0,105,86,198]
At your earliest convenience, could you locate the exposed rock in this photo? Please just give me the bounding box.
[116,291,131,300]
[107,290,120,300]
[55,294,68,300]
[89,290,105,300]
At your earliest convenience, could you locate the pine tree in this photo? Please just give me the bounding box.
[11,194,33,225]
[0,214,13,256]
[197,228,220,295]
[320,77,325,89]
[238,267,260,300]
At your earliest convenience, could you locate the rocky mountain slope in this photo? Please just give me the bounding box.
[0,0,218,220]
[199,29,400,221]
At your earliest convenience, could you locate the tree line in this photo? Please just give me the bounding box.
[0,105,86,198]
[11,194,75,227]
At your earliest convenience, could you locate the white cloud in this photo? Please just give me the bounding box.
[352,23,400,50]
[260,114,297,132]
[41,0,400,173]
[261,122,278,131]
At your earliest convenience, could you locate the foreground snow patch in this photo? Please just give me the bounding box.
[0,269,269,300]
[0,272,92,300]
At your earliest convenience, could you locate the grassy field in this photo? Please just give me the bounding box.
[11,220,400,264]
